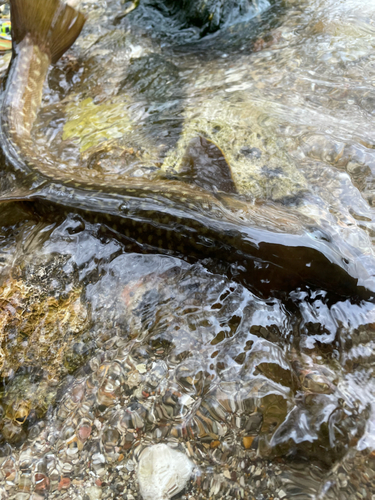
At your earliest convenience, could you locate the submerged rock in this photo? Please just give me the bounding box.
[0,276,88,378]
[152,0,270,34]
[137,444,193,500]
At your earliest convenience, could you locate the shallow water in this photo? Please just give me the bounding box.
[1,0,375,498]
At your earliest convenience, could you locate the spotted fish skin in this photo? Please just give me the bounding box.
[0,0,374,301]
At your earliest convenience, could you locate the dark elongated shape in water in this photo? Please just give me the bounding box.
[0,0,374,300]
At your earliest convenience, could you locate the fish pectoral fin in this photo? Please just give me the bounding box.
[178,136,237,194]
[10,0,85,63]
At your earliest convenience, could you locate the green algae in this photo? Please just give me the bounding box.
[0,276,88,378]
[162,94,307,201]
[63,97,133,153]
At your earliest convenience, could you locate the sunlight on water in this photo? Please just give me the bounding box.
[1,0,375,498]
[1,205,375,499]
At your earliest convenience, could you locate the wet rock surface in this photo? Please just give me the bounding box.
[150,0,270,35]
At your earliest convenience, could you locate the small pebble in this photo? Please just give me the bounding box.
[242,436,254,449]
[136,363,147,374]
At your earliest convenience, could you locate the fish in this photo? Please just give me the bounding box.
[0,0,374,302]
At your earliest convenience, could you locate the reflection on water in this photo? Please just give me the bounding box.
[2,0,375,498]
[1,205,375,499]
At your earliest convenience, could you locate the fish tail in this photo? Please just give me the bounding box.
[10,0,86,63]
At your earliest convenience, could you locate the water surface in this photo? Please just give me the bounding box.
[1,0,375,498]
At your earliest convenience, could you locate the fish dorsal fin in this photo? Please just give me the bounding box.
[179,136,237,194]
[10,0,86,64]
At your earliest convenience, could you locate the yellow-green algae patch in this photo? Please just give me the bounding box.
[0,277,88,378]
[63,96,133,153]
[61,95,162,176]
[162,93,307,201]
[0,276,89,439]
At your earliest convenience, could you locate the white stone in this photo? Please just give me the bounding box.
[86,486,102,500]
[137,444,193,500]
[179,394,194,406]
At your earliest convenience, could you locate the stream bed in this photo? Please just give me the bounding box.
[1,0,375,498]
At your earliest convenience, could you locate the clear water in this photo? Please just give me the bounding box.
[1,0,375,498]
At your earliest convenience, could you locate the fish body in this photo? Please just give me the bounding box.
[0,0,374,301]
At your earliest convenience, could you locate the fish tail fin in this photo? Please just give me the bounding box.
[179,136,237,194]
[10,0,86,63]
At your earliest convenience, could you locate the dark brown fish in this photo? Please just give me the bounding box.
[0,0,374,301]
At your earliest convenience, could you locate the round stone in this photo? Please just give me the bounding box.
[137,444,193,500]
